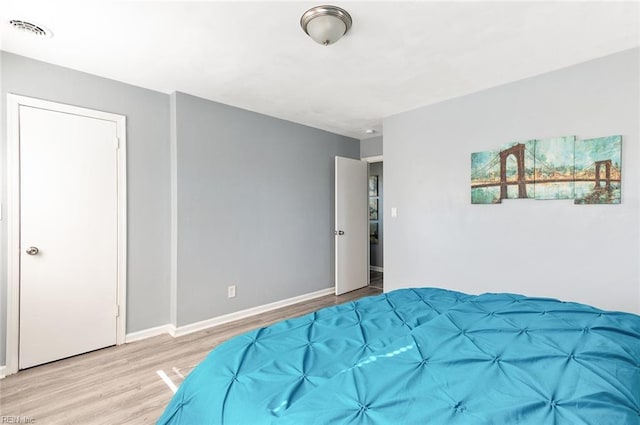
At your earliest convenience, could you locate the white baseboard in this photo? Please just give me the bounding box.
[172,287,335,338]
[0,365,6,379]
[370,266,384,272]
[125,324,175,343]
[123,287,336,342]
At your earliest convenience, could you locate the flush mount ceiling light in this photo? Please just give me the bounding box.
[8,19,53,38]
[300,5,352,46]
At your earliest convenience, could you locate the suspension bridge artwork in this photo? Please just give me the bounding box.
[574,136,622,204]
[471,140,535,203]
[471,135,621,204]
[534,136,576,200]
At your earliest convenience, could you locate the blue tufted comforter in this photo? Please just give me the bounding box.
[157,288,640,425]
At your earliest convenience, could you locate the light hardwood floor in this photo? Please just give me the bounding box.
[0,286,381,424]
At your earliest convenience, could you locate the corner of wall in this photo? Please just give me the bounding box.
[169,92,178,327]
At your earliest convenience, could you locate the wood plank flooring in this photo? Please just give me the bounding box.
[0,286,381,425]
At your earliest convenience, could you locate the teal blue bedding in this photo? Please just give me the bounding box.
[157,288,640,425]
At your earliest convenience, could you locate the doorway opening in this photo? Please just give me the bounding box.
[367,160,383,290]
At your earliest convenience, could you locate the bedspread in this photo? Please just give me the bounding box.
[157,288,640,425]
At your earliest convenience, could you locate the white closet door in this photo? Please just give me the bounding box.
[19,105,119,369]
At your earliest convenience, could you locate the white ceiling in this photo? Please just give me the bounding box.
[1,1,638,139]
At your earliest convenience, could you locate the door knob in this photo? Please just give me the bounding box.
[335,230,345,235]
[26,247,39,255]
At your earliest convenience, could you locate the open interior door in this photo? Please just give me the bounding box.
[335,156,368,295]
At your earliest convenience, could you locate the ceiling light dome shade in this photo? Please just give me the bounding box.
[301,5,352,46]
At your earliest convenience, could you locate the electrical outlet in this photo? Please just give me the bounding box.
[228,285,236,298]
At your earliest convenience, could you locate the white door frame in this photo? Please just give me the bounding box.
[363,155,383,164]
[5,94,127,376]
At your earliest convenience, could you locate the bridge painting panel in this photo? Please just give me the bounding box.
[574,136,621,204]
[471,140,535,204]
[472,135,621,205]
[533,136,576,200]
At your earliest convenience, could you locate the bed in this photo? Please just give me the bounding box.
[157,288,640,424]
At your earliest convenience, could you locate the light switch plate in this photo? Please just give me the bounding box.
[391,207,397,218]
[228,285,236,298]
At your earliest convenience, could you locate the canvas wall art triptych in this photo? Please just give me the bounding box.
[471,135,621,204]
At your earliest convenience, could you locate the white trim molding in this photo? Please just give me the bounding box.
[0,365,6,379]
[5,94,127,376]
[125,325,175,343]
[6,94,20,376]
[171,287,334,337]
[364,155,383,163]
[369,266,384,272]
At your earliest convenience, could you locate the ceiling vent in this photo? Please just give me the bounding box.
[8,20,53,38]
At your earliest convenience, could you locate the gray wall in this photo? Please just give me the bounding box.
[384,48,640,313]
[369,162,383,268]
[0,53,359,366]
[173,92,359,326]
[0,52,172,364]
[361,136,383,158]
